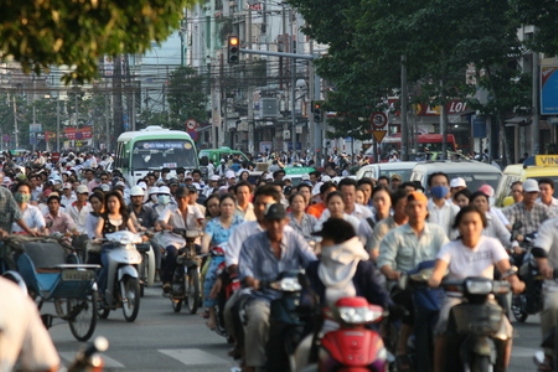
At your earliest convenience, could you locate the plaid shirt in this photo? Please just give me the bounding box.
[0,186,22,232]
[503,202,551,236]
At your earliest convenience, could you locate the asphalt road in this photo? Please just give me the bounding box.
[47,286,543,371]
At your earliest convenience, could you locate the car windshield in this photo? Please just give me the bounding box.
[450,172,501,192]
[131,140,197,170]
[379,169,413,182]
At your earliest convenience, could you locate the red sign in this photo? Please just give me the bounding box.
[64,127,92,140]
[51,152,60,162]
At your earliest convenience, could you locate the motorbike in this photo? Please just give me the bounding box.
[165,228,203,314]
[97,231,142,322]
[213,243,240,339]
[67,336,109,372]
[533,269,558,372]
[441,277,511,372]
[393,260,444,371]
[263,271,310,372]
[298,296,388,372]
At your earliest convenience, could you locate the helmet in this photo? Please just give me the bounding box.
[130,185,144,197]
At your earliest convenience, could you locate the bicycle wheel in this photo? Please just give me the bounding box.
[184,269,200,315]
[121,276,140,322]
[68,291,98,342]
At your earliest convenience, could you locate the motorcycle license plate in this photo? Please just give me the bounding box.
[62,270,95,281]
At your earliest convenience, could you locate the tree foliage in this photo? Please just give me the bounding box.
[510,0,558,55]
[0,0,199,83]
[166,66,209,130]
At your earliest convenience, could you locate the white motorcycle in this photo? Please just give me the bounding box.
[98,231,142,322]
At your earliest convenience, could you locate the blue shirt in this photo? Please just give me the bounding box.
[239,229,317,301]
[205,215,244,246]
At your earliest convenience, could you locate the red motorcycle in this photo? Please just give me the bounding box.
[301,296,388,372]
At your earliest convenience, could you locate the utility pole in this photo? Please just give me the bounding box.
[532,48,540,156]
[440,79,447,159]
[291,39,296,154]
[401,55,409,161]
[247,7,254,154]
[113,54,124,137]
[13,94,19,149]
[56,97,60,151]
[105,79,110,151]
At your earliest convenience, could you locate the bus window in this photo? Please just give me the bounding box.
[131,140,197,170]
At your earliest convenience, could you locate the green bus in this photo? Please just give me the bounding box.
[115,126,199,185]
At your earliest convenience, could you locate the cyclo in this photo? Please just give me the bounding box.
[0,234,100,341]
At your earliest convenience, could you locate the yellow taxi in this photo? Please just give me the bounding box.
[495,155,558,206]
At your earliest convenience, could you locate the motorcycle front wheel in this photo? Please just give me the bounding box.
[67,291,98,342]
[466,354,492,372]
[121,276,140,322]
[184,269,200,315]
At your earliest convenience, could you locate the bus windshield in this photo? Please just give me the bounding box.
[131,140,197,170]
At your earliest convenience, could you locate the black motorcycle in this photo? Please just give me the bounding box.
[442,277,511,372]
[510,231,541,322]
[165,228,203,314]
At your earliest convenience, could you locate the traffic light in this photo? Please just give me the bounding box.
[311,100,324,123]
[227,36,240,64]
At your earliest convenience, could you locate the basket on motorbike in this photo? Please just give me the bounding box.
[136,243,151,253]
[450,302,503,336]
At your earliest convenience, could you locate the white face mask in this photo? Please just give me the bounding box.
[158,195,170,205]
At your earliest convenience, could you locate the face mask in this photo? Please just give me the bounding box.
[15,193,31,203]
[158,195,170,205]
[430,185,449,200]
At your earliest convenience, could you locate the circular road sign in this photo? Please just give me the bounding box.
[370,112,388,129]
[186,119,198,131]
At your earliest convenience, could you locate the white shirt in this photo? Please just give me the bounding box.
[158,204,204,248]
[60,193,77,208]
[490,207,510,227]
[534,218,558,291]
[85,212,100,239]
[320,203,372,221]
[537,197,558,217]
[225,221,265,267]
[427,199,460,239]
[66,202,92,234]
[0,277,60,371]
[437,236,509,282]
[11,205,45,233]
[316,213,360,232]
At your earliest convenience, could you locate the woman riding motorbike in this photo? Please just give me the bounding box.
[428,205,525,372]
[11,181,46,235]
[95,191,137,301]
[288,192,318,242]
[201,194,243,330]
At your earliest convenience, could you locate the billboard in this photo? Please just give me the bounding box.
[541,66,558,115]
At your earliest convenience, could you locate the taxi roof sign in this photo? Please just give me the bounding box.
[535,155,558,167]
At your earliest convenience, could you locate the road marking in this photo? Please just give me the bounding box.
[59,352,125,368]
[158,348,230,366]
[511,346,538,358]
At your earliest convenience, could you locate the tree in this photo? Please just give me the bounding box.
[166,66,209,130]
[0,0,198,83]
[510,0,558,55]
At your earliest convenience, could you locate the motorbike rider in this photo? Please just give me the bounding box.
[537,178,558,216]
[222,185,282,359]
[293,217,391,370]
[128,185,158,231]
[428,205,525,372]
[156,186,204,294]
[238,202,316,371]
[66,184,92,234]
[95,191,138,301]
[427,172,460,239]
[531,215,558,370]
[503,179,551,257]
[357,185,392,255]
[0,276,60,372]
[378,191,449,369]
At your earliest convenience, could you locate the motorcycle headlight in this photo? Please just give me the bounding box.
[465,279,492,295]
[270,277,302,292]
[337,306,383,324]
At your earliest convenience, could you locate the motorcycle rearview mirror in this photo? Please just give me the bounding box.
[512,221,523,231]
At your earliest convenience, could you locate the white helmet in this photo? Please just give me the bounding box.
[130,185,144,197]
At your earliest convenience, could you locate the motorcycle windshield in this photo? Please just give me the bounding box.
[105,231,142,245]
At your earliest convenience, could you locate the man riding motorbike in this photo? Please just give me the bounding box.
[238,203,316,371]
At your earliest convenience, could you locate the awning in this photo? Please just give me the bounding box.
[505,116,531,126]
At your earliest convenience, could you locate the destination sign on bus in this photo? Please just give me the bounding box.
[137,142,186,150]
